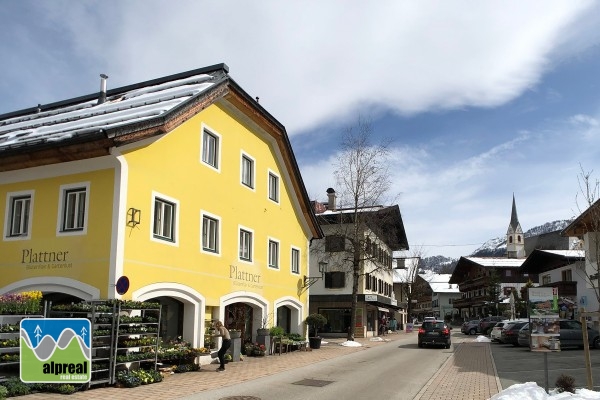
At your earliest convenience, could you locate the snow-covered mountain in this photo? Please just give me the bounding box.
[422,219,573,272]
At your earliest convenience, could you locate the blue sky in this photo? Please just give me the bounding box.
[2,1,600,258]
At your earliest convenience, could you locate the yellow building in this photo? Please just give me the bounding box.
[0,64,322,348]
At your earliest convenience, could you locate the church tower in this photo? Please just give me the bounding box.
[506,194,525,258]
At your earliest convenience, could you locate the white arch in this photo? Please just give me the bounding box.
[132,283,205,348]
[219,291,270,341]
[274,296,305,335]
[0,277,99,300]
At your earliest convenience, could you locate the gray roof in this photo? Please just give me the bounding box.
[0,64,229,154]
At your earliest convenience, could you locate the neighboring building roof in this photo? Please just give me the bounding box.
[0,63,323,239]
[316,204,408,251]
[520,249,585,274]
[418,273,460,293]
[561,198,600,237]
[449,256,526,284]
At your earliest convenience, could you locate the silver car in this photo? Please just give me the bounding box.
[461,320,480,335]
[517,323,529,347]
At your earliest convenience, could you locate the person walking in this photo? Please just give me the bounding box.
[212,321,231,372]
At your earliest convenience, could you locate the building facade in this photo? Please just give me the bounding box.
[308,189,408,338]
[0,64,322,348]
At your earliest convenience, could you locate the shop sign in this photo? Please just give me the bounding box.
[21,248,72,271]
[230,265,263,289]
[365,294,377,302]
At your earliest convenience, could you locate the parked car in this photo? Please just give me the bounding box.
[490,321,510,342]
[557,319,600,349]
[519,319,600,350]
[479,316,504,335]
[517,323,530,347]
[500,321,528,346]
[418,320,452,349]
[461,320,480,335]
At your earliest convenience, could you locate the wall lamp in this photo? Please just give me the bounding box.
[302,261,328,290]
[127,208,141,227]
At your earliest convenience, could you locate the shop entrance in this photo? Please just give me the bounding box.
[225,303,253,344]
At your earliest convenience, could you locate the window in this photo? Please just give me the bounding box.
[202,215,219,253]
[153,197,175,241]
[239,228,253,261]
[505,270,512,277]
[268,171,279,202]
[562,269,572,281]
[7,195,31,237]
[325,271,345,289]
[60,186,88,232]
[291,248,300,274]
[201,128,219,169]
[241,154,255,188]
[268,239,279,269]
[325,235,345,252]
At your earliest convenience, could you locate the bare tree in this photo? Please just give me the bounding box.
[322,116,405,340]
[572,166,600,315]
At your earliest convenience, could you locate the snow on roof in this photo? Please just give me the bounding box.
[0,71,221,151]
[537,249,585,258]
[418,273,459,293]
[316,206,384,215]
[465,257,525,268]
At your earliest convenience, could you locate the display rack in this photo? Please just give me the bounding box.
[111,302,161,384]
[0,314,44,381]
[48,301,116,387]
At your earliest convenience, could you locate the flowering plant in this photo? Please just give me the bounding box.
[156,337,208,362]
[0,291,42,315]
[244,342,266,356]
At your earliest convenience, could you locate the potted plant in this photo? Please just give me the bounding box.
[306,313,327,349]
[257,315,271,336]
[229,329,241,339]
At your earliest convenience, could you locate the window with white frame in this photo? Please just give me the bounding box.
[239,228,253,261]
[268,239,279,269]
[542,274,551,285]
[60,186,88,232]
[201,128,219,169]
[241,153,255,189]
[202,214,219,253]
[268,171,279,203]
[291,248,300,274]
[5,192,33,239]
[153,197,176,242]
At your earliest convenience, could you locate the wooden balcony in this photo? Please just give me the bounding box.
[540,281,577,297]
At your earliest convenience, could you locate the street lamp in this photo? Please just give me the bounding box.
[301,261,328,290]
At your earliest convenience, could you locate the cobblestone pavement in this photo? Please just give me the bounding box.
[16,332,501,400]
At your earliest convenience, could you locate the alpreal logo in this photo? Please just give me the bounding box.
[20,318,91,383]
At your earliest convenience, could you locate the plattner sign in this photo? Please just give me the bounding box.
[230,265,262,289]
[21,248,72,270]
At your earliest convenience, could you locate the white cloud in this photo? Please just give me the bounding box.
[21,0,595,135]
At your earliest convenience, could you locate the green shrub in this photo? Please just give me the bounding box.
[1,377,30,396]
[0,385,7,399]
[269,326,285,337]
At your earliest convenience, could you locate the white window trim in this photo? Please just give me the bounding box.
[150,191,179,246]
[4,190,34,241]
[200,123,222,173]
[290,246,301,275]
[200,210,221,256]
[267,169,280,204]
[238,225,254,264]
[57,182,90,237]
[267,237,280,270]
[240,150,256,191]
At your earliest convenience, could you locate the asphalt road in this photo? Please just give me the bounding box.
[490,341,600,391]
[181,333,454,400]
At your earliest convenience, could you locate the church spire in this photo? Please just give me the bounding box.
[506,193,525,258]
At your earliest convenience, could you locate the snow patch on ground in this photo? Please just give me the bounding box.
[339,340,363,347]
[476,335,492,342]
[491,382,600,399]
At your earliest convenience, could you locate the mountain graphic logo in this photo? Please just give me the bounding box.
[20,318,91,383]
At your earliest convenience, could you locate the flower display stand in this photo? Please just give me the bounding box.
[228,338,241,362]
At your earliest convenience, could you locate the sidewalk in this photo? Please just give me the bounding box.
[17,333,501,400]
[414,340,502,400]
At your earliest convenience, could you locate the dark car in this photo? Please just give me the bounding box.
[461,320,480,335]
[418,320,452,348]
[517,323,530,347]
[500,321,528,346]
[557,319,600,349]
[479,316,503,335]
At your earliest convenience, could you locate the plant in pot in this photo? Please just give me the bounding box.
[306,313,327,349]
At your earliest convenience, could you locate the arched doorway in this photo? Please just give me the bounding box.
[276,306,291,332]
[147,296,184,342]
[224,303,253,344]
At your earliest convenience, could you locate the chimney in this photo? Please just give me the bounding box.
[326,188,336,211]
[97,74,109,105]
